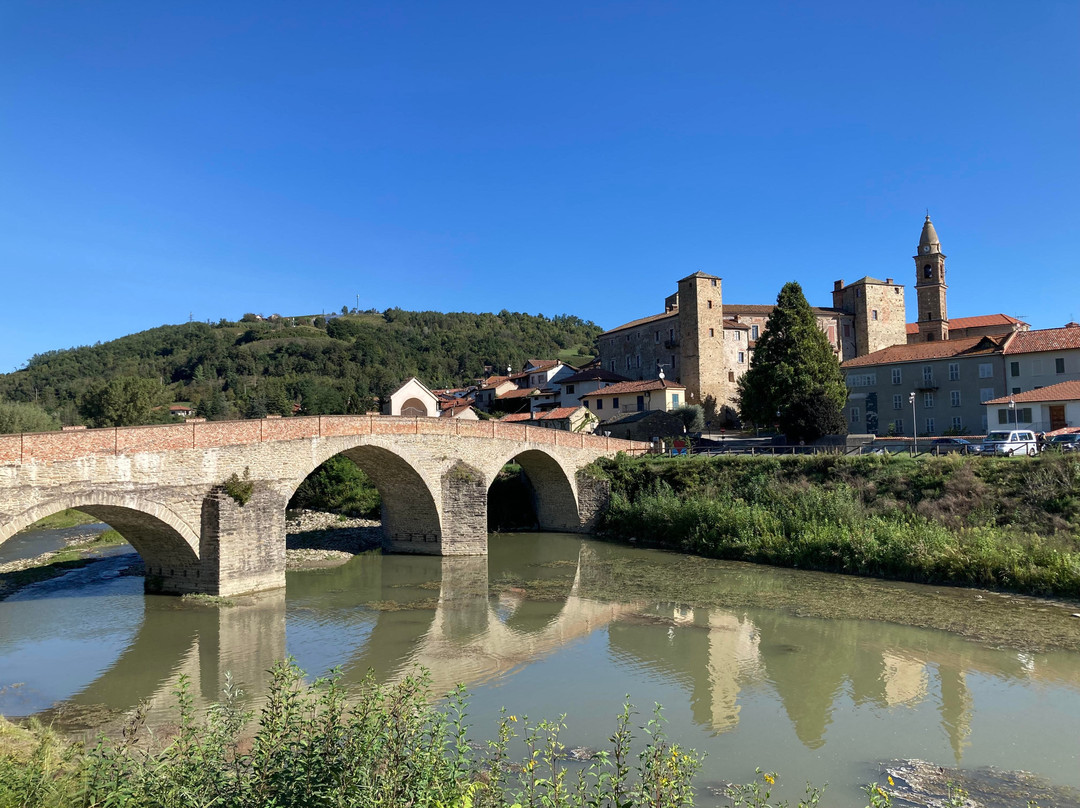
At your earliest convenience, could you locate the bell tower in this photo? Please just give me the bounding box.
[914,214,949,341]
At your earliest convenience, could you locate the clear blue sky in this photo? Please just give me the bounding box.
[2,1,1077,372]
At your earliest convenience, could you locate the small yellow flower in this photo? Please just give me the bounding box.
[764,774,775,785]
[508,715,518,723]
[877,787,886,797]
[888,776,894,787]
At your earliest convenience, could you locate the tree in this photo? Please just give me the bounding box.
[736,282,847,443]
[672,404,705,433]
[0,399,58,434]
[79,376,171,427]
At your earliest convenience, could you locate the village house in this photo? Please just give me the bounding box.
[984,380,1080,434]
[384,377,478,419]
[1001,323,1080,398]
[555,367,630,409]
[498,406,598,433]
[578,378,686,418]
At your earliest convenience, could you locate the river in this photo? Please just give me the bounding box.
[1,530,1078,806]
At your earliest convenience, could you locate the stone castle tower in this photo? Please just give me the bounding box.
[914,214,949,341]
[677,271,726,405]
[831,275,907,357]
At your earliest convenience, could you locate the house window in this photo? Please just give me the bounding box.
[843,323,851,338]
[609,361,616,372]
[669,329,675,341]
[711,279,717,286]
[872,310,879,321]
[636,355,641,368]
[952,416,963,431]
[707,300,713,309]
[728,371,735,382]
[856,288,862,298]
[1056,357,1066,374]
[626,356,632,371]
[894,418,904,435]
[671,394,680,407]
[612,398,619,409]
[752,325,759,340]
[596,399,603,410]
[670,354,676,368]
[893,394,902,410]
[738,351,745,363]
[583,400,589,409]
[978,363,993,378]
[1012,387,1021,395]
[709,328,714,338]
[950,390,961,407]
[923,366,933,383]
[850,407,861,423]
[924,392,934,408]
[948,363,959,381]
[981,414,988,431]
[1010,361,1020,377]
[892,368,902,385]
[735,331,742,341]
[566,385,575,394]
[925,418,935,434]
[655,331,660,344]
[979,387,995,403]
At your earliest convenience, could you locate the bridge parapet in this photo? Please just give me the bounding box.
[0,415,648,465]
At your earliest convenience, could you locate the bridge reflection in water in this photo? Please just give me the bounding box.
[17,535,1079,770]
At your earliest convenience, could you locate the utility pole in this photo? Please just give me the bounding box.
[909,392,917,455]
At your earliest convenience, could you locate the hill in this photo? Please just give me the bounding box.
[0,308,600,427]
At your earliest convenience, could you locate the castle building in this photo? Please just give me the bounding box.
[598,268,906,419]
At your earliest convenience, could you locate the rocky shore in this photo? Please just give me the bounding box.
[285,509,382,569]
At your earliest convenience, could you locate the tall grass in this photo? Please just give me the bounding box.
[598,453,1080,598]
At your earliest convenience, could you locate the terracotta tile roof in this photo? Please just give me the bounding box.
[579,379,686,398]
[525,359,559,370]
[499,406,588,423]
[601,311,678,336]
[842,335,1005,368]
[723,319,751,330]
[905,313,1026,336]
[558,368,631,384]
[1004,324,1080,354]
[438,397,475,410]
[985,380,1080,405]
[496,387,540,399]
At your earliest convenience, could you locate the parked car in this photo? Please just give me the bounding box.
[1047,433,1080,453]
[980,429,1040,456]
[931,437,974,455]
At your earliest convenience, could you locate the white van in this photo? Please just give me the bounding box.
[980,429,1039,456]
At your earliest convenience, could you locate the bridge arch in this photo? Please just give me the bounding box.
[289,441,444,549]
[0,494,201,572]
[486,447,582,533]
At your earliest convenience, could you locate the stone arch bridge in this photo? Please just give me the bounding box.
[0,416,646,597]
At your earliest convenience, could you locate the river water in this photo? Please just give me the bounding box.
[1,530,1078,806]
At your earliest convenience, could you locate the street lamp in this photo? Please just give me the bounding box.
[1009,396,1016,431]
[909,392,917,455]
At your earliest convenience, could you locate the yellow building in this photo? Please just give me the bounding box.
[578,378,686,417]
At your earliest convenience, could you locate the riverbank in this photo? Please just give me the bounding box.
[595,451,1080,600]
[0,527,126,601]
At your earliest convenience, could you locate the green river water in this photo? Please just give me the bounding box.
[1,531,1078,806]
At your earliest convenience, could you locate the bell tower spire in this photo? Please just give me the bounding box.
[914,214,948,341]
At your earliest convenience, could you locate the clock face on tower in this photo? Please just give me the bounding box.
[923,245,931,253]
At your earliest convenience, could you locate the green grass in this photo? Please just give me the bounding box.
[597,452,1080,599]
[19,509,100,531]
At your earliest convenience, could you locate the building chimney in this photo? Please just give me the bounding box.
[886,278,893,284]
[833,280,844,291]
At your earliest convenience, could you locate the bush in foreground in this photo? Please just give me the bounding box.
[0,661,1001,808]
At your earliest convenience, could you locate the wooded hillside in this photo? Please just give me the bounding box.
[0,309,600,428]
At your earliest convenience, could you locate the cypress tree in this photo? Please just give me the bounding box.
[736,282,848,442]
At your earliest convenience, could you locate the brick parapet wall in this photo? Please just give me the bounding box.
[0,416,648,465]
